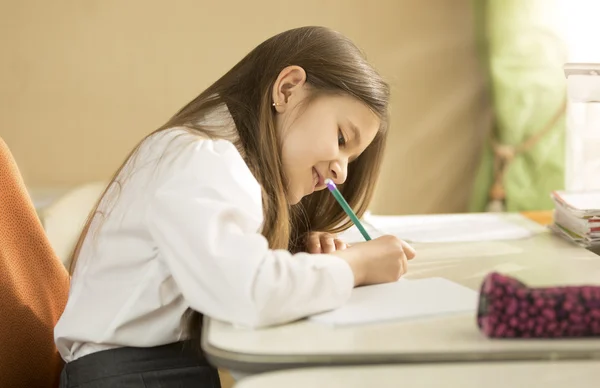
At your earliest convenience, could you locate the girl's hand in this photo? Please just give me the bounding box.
[332,235,416,286]
[306,232,348,254]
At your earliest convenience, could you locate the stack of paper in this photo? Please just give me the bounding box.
[550,190,600,248]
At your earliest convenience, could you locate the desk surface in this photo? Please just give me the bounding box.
[204,214,600,373]
[234,361,600,388]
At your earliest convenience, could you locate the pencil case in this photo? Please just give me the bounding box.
[477,272,600,338]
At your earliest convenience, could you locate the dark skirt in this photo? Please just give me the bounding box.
[59,341,221,388]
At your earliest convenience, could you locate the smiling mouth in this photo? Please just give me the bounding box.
[312,167,324,192]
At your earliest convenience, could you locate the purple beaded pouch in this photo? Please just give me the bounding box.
[477,272,600,338]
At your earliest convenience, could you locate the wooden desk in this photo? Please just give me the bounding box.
[234,361,600,388]
[204,213,600,374]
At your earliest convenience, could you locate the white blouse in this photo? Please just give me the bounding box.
[54,124,354,363]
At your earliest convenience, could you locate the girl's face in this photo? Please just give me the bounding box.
[272,66,380,205]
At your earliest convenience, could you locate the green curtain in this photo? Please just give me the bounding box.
[470,0,567,212]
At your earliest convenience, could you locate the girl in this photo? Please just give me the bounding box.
[55,26,416,387]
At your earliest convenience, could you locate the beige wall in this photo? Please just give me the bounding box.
[0,0,490,214]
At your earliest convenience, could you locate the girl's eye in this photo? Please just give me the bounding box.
[338,129,346,147]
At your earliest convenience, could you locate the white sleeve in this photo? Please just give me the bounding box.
[144,139,354,328]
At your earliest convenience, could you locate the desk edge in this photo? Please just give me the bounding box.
[201,317,600,374]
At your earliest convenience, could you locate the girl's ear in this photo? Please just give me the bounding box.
[271,65,307,113]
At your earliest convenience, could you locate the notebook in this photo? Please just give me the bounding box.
[309,277,478,326]
[552,190,600,217]
[550,190,600,248]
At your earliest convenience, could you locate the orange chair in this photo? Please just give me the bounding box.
[0,138,70,388]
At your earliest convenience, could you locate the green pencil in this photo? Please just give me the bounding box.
[325,178,372,241]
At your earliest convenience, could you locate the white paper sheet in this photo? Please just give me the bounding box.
[309,277,478,326]
[339,213,534,244]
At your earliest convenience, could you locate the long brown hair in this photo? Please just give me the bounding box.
[69,26,389,335]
